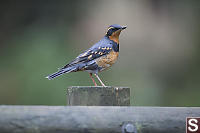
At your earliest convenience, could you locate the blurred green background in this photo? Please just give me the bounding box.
[0,0,200,106]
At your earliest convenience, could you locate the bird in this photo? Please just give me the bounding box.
[46,24,126,86]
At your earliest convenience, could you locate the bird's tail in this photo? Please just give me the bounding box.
[46,66,76,80]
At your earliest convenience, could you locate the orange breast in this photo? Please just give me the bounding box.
[96,50,119,71]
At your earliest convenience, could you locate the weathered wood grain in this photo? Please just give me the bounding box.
[0,106,199,133]
[67,86,130,106]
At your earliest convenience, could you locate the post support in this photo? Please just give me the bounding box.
[0,106,199,133]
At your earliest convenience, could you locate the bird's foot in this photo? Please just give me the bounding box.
[89,73,98,86]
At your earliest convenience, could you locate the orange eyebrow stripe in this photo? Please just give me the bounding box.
[107,27,114,31]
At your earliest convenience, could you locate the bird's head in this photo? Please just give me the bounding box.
[106,24,126,44]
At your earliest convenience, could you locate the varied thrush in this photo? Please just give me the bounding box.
[46,24,126,86]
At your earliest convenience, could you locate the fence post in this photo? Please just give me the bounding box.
[67,86,130,106]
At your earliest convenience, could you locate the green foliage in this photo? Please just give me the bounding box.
[0,1,200,106]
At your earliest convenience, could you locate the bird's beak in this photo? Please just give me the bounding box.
[121,26,127,30]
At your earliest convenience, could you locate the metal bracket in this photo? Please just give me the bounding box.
[122,122,137,133]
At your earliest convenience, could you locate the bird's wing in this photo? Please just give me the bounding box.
[62,46,113,69]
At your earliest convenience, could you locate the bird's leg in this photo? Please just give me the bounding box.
[94,74,106,87]
[89,73,97,86]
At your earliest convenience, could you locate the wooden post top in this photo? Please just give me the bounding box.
[67,86,130,106]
